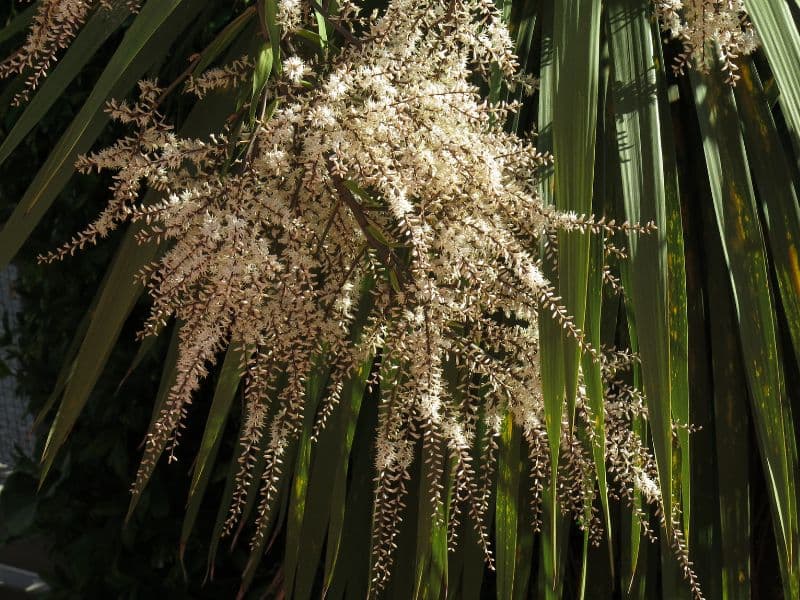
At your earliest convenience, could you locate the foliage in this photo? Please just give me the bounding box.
[0,0,799,599]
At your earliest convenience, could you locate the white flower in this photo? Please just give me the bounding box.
[283,56,307,84]
[654,0,758,84]
[325,72,349,100]
[276,0,302,31]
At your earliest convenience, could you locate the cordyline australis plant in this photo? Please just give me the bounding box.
[3,0,748,597]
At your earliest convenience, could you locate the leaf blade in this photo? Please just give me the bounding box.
[690,66,800,599]
[747,0,800,163]
[607,0,680,531]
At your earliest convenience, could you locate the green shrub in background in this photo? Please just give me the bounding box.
[0,1,799,599]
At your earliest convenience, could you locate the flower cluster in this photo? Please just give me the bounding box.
[0,0,141,104]
[184,55,253,99]
[29,0,700,595]
[654,1,759,84]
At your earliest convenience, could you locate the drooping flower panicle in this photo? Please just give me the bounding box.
[654,0,758,84]
[0,0,142,104]
[14,0,702,596]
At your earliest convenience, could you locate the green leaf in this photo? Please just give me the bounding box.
[535,0,564,583]
[551,0,601,423]
[734,59,800,374]
[584,26,613,572]
[249,43,273,120]
[179,345,245,561]
[690,66,800,599]
[295,359,371,600]
[283,358,330,600]
[535,487,569,599]
[653,16,691,544]
[324,369,379,600]
[205,402,249,582]
[619,306,646,596]
[0,1,132,167]
[286,281,375,599]
[192,6,257,76]
[701,181,751,600]
[314,1,330,45]
[387,450,420,600]
[512,482,534,600]
[454,403,493,600]
[495,413,522,600]
[607,0,676,531]
[578,525,591,599]
[423,457,452,600]
[582,232,613,558]
[411,437,450,600]
[206,380,284,581]
[507,0,537,132]
[189,345,246,499]
[294,28,326,50]
[261,0,282,72]
[747,0,800,163]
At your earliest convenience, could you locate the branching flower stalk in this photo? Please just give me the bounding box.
[654,0,759,84]
[12,0,703,596]
[0,0,141,104]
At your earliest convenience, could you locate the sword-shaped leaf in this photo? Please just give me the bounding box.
[294,359,371,600]
[747,0,800,163]
[690,67,800,599]
[496,414,522,600]
[607,0,678,531]
[735,59,800,371]
[702,181,751,600]
[179,345,245,562]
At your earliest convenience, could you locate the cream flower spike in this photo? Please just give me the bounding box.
[0,1,142,104]
[654,0,759,85]
[29,0,701,596]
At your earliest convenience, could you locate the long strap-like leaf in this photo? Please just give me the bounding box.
[702,179,752,600]
[690,67,800,600]
[748,0,800,165]
[536,0,602,585]
[179,344,245,562]
[735,59,800,372]
[607,0,679,532]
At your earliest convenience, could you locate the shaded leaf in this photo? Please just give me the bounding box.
[690,66,800,599]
